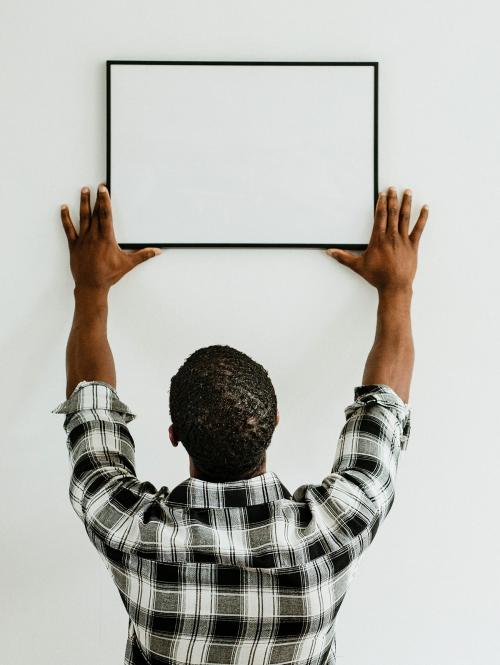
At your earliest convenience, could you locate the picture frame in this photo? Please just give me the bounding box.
[106,60,378,249]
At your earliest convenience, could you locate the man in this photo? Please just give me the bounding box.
[52,184,428,665]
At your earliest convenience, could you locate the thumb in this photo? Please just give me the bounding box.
[129,247,163,266]
[326,248,359,270]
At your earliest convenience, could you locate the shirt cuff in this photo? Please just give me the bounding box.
[346,384,411,450]
[51,380,137,424]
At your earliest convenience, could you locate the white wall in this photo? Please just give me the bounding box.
[1,1,499,664]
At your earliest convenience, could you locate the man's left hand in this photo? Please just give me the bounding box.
[60,184,162,292]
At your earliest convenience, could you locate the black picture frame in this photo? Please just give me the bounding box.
[106,60,378,250]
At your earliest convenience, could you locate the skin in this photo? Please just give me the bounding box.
[327,186,429,403]
[60,183,427,481]
[61,184,162,400]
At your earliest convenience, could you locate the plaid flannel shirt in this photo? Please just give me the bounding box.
[51,380,411,665]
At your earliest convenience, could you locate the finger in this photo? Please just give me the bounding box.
[127,247,163,269]
[90,185,100,234]
[399,189,412,237]
[97,184,114,238]
[386,186,399,235]
[326,248,360,271]
[60,205,78,243]
[409,205,429,246]
[371,190,388,238]
[79,187,91,234]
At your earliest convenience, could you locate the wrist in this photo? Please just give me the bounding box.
[73,286,109,319]
[377,285,413,301]
[74,285,109,300]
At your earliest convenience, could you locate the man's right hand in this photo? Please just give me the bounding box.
[326,186,429,292]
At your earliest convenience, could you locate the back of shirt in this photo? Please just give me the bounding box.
[52,381,411,665]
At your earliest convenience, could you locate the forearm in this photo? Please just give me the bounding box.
[362,287,414,403]
[65,287,116,399]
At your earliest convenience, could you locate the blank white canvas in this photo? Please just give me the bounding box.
[109,63,375,245]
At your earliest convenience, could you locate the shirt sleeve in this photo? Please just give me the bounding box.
[292,384,411,552]
[51,380,158,549]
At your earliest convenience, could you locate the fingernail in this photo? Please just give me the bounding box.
[389,186,396,193]
[61,204,67,210]
[99,184,107,193]
[423,204,429,210]
[378,191,386,197]
[82,187,89,193]
[405,189,412,196]
[153,248,162,255]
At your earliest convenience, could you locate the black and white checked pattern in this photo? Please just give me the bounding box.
[52,380,411,665]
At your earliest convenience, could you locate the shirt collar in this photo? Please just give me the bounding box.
[166,470,293,508]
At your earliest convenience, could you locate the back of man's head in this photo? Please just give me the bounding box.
[169,344,277,482]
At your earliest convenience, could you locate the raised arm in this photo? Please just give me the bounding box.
[326,186,429,403]
[60,184,162,398]
[54,185,163,547]
[298,188,428,550]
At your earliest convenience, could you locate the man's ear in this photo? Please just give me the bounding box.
[169,424,179,447]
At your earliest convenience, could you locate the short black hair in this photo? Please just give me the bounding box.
[169,345,278,482]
